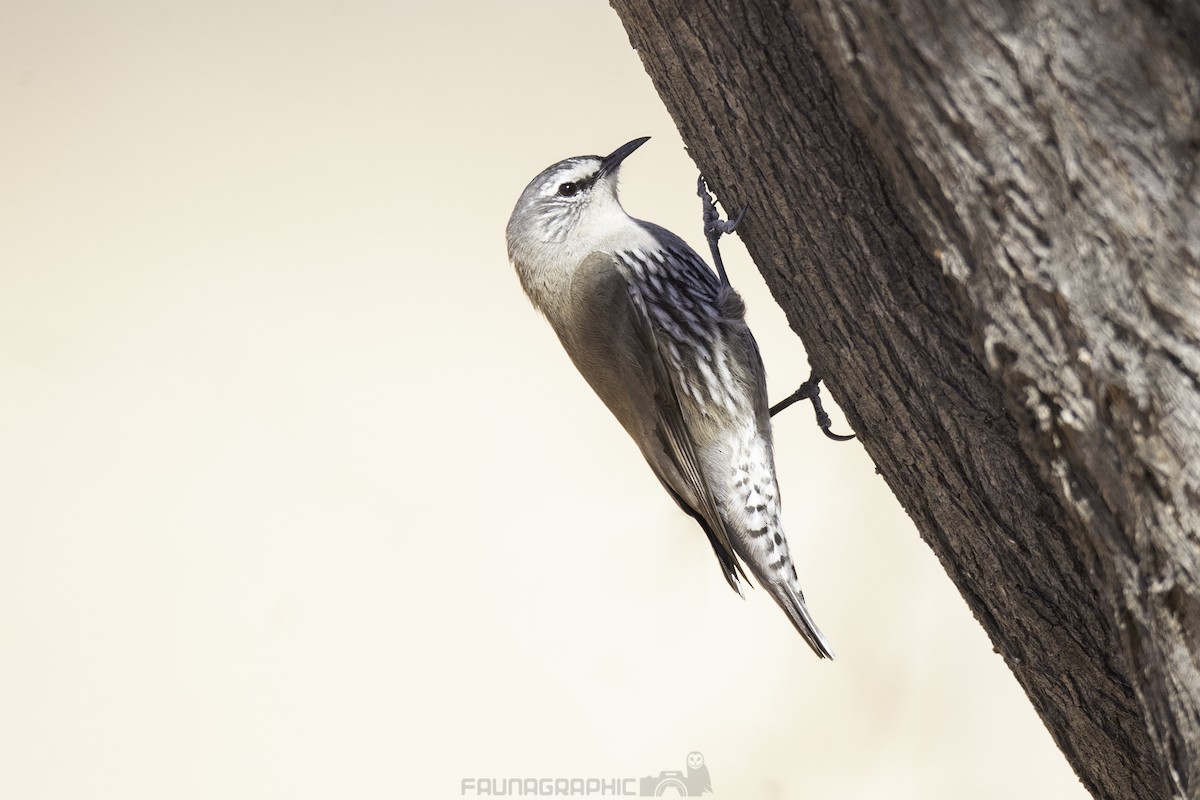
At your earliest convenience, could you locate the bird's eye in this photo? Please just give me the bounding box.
[557,181,579,197]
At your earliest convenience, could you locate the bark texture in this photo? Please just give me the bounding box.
[608,1,1200,798]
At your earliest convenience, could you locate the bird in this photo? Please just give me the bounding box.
[505,137,833,659]
[684,752,712,795]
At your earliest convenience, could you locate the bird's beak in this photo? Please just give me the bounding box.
[597,136,650,179]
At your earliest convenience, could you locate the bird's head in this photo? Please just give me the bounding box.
[506,137,650,266]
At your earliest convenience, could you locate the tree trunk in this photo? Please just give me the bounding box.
[607,1,1200,798]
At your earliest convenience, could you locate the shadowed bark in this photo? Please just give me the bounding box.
[608,1,1200,798]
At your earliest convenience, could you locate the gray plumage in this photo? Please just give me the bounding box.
[506,137,833,659]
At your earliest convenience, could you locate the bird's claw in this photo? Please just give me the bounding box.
[770,371,856,441]
[699,176,744,239]
[725,203,748,232]
[698,175,745,288]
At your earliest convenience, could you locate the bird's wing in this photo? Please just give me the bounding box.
[561,251,748,591]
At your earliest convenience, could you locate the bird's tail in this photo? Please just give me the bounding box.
[772,582,835,660]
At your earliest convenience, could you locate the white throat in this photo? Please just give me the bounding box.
[510,192,658,316]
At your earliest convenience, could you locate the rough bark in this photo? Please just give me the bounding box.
[608,1,1200,798]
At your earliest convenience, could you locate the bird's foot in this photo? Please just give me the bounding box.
[770,371,856,441]
[697,175,747,288]
[699,176,746,236]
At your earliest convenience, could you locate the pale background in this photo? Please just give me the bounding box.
[1,2,1088,798]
